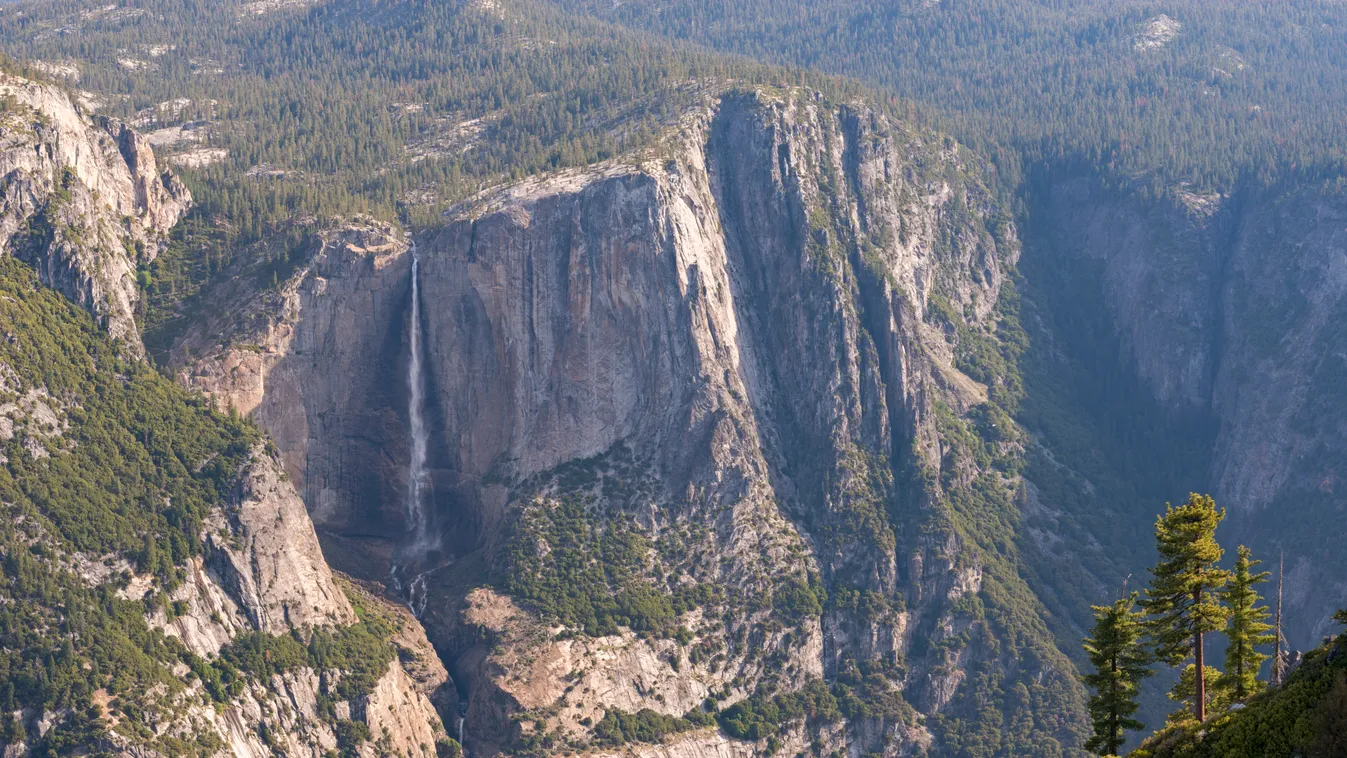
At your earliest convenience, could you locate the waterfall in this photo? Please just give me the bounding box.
[397,248,464,750]
[394,244,434,618]
[407,247,430,552]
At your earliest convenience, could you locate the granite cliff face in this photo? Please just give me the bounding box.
[0,72,189,349]
[174,221,416,570]
[165,85,1347,758]
[179,90,1088,756]
[140,449,447,758]
[1026,178,1347,653]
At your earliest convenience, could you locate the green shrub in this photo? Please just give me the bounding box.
[504,496,709,636]
[333,719,371,758]
[594,708,705,746]
[717,679,842,740]
[219,632,309,680]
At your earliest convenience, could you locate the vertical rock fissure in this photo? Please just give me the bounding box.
[1204,186,1245,416]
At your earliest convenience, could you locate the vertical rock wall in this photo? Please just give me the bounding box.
[180,90,1089,755]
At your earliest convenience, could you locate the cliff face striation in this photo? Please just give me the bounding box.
[179,89,1089,756]
[1022,178,1347,656]
[0,72,189,349]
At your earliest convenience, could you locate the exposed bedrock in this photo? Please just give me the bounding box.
[181,89,1094,755]
[0,72,189,351]
[1028,176,1347,648]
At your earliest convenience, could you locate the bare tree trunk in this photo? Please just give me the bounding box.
[1111,656,1120,752]
[1195,629,1207,722]
[1273,553,1285,687]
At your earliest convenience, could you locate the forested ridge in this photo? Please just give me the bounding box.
[0,0,895,350]
[548,0,1347,196]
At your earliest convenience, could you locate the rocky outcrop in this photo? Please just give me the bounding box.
[176,222,415,567]
[203,448,357,633]
[462,588,750,740]
[0,72,189,348]
[176,89,1088,756]
[584,731,761,758]
[142,447,446,758]
[1211,185,1347,644]
[355,661,447,758]
[0,429,446,758]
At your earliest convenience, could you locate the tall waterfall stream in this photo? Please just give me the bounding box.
[393,244,469,754]
[393,244,434,618]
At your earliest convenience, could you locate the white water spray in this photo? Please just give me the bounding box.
[407,247,430,551]
[394,244,435,618]
[397,247,466,754]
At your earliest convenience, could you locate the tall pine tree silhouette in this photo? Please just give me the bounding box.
[1142,493,1232,723]
[1220,545,1274,701]
[1083,591,1153,755]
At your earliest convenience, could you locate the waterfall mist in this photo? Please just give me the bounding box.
[393,244,436,617]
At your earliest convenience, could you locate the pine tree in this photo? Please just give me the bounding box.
[1220,545,1274,701]
[1141,493,1232,723]
[1083,592,1153,756]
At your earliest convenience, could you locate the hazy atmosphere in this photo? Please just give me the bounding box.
[0,1,1344,756]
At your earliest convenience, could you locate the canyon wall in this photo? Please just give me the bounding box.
[182,89,1089,756]
[1028,177,1347,649]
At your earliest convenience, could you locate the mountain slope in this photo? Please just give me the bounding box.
[3,0,1344,755]
[0,76,447,758]
[520,0,1347,712]
[0,253,444,757]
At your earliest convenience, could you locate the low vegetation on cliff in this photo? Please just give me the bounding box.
[0,257,426,755]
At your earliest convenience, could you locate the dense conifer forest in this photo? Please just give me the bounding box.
[0,0,890,348]
[548,0,1347,195]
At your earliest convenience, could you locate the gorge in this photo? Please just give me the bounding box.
[179,89,1077,755]
[1,0,1346,753]
[171,89,1347,757]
